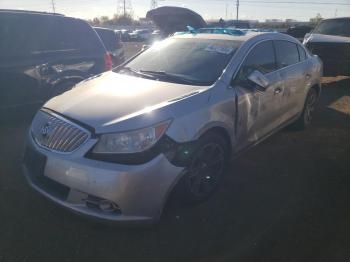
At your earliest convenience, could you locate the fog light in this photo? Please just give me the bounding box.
[99,200,119,212]
[84,195,120,213]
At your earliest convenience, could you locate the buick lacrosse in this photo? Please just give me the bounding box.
[23,32,322,224]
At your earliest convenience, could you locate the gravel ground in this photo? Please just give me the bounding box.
[0,44,349,262]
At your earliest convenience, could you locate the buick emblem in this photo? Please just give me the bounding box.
[41,122,53,137]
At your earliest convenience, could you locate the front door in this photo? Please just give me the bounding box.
[232,40,284,151]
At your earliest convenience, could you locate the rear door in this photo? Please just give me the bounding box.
[233,40,283,148]
[43,17,107,80]
[0,13,52,110]
[274,40,307,121]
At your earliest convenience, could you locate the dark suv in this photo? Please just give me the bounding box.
[94,27,125,66]
[0,10,112,118]
[303,17,350,76]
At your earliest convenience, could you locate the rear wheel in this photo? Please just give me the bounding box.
[174,132,229,204]
[292,88,318,130]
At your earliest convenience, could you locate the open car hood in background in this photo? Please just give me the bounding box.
[146,6,207,36]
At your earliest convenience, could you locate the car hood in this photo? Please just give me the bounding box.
[146,6,207,36]
[305,33,350,43]
[44,71,206,133]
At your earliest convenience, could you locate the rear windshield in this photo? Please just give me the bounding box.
[95,28,118,51]
[118,38,241,86]
[313,19,350,37]
[0,14,104,58]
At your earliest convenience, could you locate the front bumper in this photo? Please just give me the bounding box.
[23,136,184,224]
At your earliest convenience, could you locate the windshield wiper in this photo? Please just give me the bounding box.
[118,67,157,79]
[139,70,205,85]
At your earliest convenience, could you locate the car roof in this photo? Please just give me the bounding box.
[0,9,64,16]
[93,27,115,32]
[172,32,261,41]
[322,17,350,21]
[172,32,299,44]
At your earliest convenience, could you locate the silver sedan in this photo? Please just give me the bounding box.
[23,32,322,224]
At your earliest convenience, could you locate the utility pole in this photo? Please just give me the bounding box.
[51,0,56,13]
[150,0,158,10]
[117,0,132,16]
[236,0,239,21]
[225,3,228,19]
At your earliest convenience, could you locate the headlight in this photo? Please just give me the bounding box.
[92,120,171,154]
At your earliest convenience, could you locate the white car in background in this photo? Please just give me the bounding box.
[129,29,152,41]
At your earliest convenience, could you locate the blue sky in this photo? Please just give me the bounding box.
[1,0,349,21]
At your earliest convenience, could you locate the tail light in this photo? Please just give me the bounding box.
[104,52,113,71]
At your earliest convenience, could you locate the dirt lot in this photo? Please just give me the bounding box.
[0,44,350,262]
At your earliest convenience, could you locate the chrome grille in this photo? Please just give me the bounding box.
[31,110,89,153]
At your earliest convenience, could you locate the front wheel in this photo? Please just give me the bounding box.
[174,132,229,204]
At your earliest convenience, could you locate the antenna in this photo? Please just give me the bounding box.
[236,0,239,21]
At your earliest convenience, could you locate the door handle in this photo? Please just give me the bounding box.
[274,87,282,94]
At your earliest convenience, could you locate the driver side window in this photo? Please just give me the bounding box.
[236,40,277,83]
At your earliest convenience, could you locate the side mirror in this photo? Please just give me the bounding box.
[247,70,269,90]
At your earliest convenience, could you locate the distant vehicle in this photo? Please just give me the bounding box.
[119,29,131,42]
[129,29,152,41]
[24,32,322,224]
[0,10,112,116]
[146,6,206,36]
[303,17,350,76]
[286,25,313,42]
[150,29,162,41]
[225,20,251,29]
[94,27,125,66]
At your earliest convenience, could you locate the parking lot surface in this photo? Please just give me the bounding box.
[0,43,349,262]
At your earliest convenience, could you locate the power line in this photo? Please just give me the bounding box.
[168,0,350,5]
[241,0,350,5]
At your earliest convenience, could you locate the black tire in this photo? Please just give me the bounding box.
[173,132,230,205]
[292,87,318,130]
[50,80,78,98]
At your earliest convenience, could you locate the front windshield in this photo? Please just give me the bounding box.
[313,19,350,37]
[117,38,241,85]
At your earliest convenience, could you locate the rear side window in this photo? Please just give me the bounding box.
[237,40,276,80]
[297,45,307,61]
[0,14,52,57]
[0,14,104,58]
[275,40,300,68]
[94,28,118,51]
[47,18,104,53]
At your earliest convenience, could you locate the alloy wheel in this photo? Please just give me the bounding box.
[187,143,225,198]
